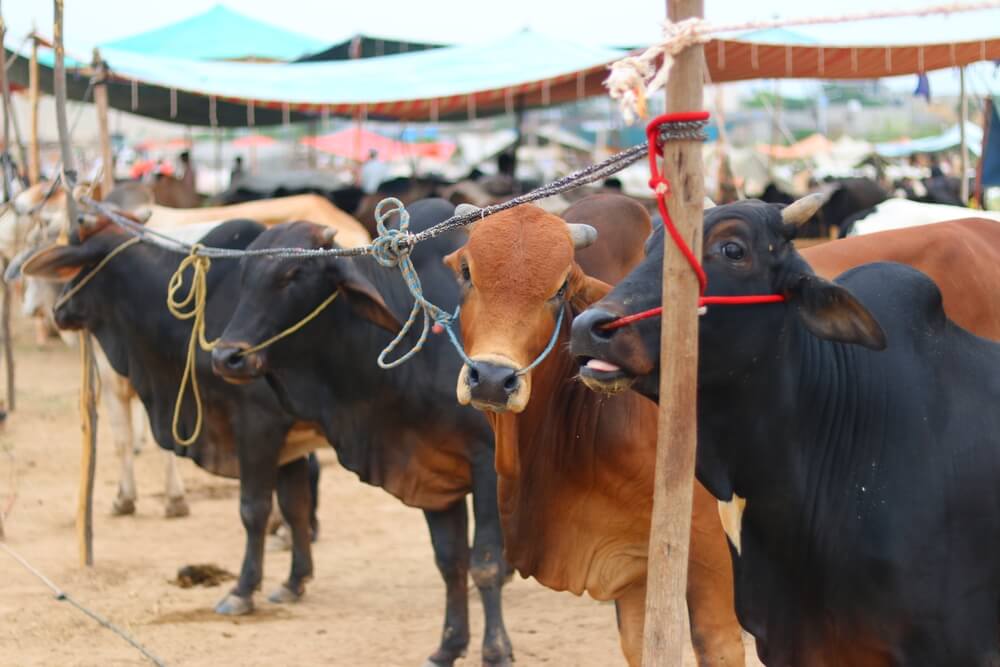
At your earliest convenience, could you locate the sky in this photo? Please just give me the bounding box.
[4,1,999,97]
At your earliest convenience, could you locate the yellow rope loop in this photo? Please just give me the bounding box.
[167,244,218,447]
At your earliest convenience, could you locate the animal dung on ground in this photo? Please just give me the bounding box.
[172,563,235,588]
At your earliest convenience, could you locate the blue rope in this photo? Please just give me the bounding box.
[371,198,566,375]
[373,198,464,369]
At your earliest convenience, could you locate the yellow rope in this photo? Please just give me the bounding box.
[54,237,142,312]
[166,244,340,446]
[243,289,339,355]
[166,245,217,447]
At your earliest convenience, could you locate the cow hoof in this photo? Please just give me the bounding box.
[214,593,254,616]
[423,648,466,667]
[164,497,190,518]
[111,497,136,516]
[268,585,302,604]
[482,658,513,667]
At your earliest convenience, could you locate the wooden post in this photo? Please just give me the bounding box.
[643,1,705,665]
[0,8,15,415]
[92,49,114,195]
[959,66,969,204]
[28,31,40,185]
[53,0,97,567]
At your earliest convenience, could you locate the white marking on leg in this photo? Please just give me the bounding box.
[717,494,746,556]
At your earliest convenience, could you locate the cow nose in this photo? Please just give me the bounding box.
[569,307,618,354]
[211,342,258,381]
[467,360,521,407]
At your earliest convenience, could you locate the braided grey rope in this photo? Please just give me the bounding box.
[80,120,707,261]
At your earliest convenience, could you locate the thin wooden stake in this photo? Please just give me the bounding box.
[53,0,97,567]
[643,0,705,665]
[92,50,113,195]
[28,32,40,185]
[0,6,15,415]
[959,66,969,204]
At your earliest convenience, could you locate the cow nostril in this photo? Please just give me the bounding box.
[502,373,519,394]
[225,350,246,369]
[592,324,615,341]
[467,366,480,385]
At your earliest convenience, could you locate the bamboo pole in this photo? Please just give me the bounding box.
[92,50,113,195]
[28,31,40,185]
[53,0,97,567]
[0,7,14,415]
[959,66,969,204]
[642,0,706,665]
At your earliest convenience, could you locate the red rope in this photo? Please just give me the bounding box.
[601,112,785,331]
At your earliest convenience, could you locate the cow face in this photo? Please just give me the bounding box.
[19,225,126,331]
[443,204,602,413]
[570,196,886,400]
[212,221,401,384]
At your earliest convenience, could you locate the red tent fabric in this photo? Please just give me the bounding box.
[301,127,455,161]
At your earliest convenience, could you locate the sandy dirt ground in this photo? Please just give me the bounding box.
[0,313,760,667]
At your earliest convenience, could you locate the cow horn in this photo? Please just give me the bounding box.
[455,203,481,218]
[781,193,826,226]
[566,223,598,250]
[320,226,338,246]
[704,197,716,210]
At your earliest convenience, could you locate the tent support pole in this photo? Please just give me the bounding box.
[643,0,705,665]
[92,50,114,195]
[54,0,97,568]
[960,66,969,204]
[29,31,40,185]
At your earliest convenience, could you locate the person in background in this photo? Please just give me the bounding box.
[230,156,245,186]
[178,150,196,190]
[359,149,389,194]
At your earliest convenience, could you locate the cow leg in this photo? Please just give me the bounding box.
[468,451,513,667]
[102,375,137,516]
[423,503,471,667]
[307,452,320,541]
[268,456,314,604]
[216,450,279,616]
[687,482,745,666]
[614,579,647,667]
[162,451,189,518]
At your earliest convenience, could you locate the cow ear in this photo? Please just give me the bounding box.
[336,273,402,335]
[21,242,100,282]
[787,273,887,350]
[569,270,612,312]
[442,249,461,274]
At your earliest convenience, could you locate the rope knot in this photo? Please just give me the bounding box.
[371,197,415,267]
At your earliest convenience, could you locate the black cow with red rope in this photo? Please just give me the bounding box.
[569,196,1000,663]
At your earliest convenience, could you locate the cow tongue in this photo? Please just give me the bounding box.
[586,359,621,373]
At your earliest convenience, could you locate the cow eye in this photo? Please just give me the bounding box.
[556,279,568,298]
[461,264,471,283]
[721,242,745,261]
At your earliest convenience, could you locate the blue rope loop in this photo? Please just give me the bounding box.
[373,198,461,369]
[371,197,566,374]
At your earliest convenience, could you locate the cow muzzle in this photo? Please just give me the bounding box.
[211,342,265,384]
[457,354,530,413]
[570,307,639,395]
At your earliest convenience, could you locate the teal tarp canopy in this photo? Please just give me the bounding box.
[99,4,326,62]
[8,29,623,126]
[875,122,984,158]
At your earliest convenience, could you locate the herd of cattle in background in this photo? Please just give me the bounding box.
[3,153,1000,665]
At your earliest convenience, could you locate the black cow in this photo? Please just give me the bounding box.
[571,200,1000,664]
[759,178,888,238]
[23,219,324,616]
[210,199,512,667]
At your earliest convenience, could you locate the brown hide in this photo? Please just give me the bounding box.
[804,218,1000,339]
[152,175,202,208]
[452,198,744,665]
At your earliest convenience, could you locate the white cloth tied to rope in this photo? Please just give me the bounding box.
[605,17,709,124]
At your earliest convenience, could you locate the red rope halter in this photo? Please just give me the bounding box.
[600,112,785,332]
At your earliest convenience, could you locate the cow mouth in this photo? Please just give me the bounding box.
[576,357,635,394]
[470,398,513,414]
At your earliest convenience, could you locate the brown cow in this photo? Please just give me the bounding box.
[443,196,745,666]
